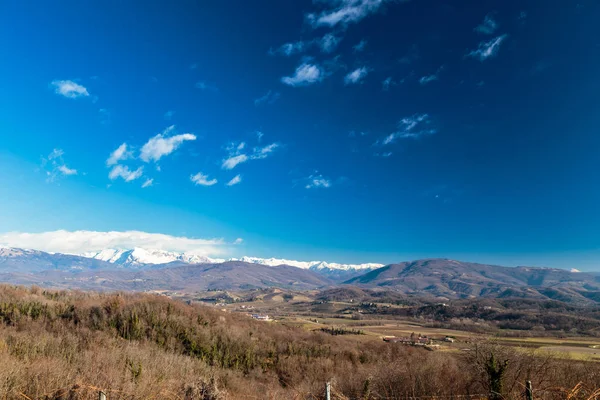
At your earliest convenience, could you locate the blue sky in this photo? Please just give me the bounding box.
[1,0,600,269]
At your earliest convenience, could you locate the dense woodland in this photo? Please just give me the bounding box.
[0,285,600,399]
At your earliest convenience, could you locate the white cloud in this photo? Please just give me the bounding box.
[344,67,369,85]
[106,143,133,166]
[382,114,436,145]
[226,174,242,186]
[108,165,144,182]
[254,90,280,106]
[221,138,279,170]
[353,39,367,52]
[190,172,218,186]
[307,0,390,28]
[41,149,78,182]
[467,34,508,61]
[140,126,196,162]
[141,178,153,188]
[382,76,396,91]
[252,143,279,159]
[419,74,438,85]
[256,131,264,142]
[0,230,230,256]
[48,148,64,160]
[270,41,308,56]
[57,165,78,175]
[475,14,498,35]
[233,238,244,245]
[319,33,342,53]
[419,66,443,85]
[50,80,90,99]
[281,63,323,87]
[306,174,331,189]
[221,154,249,170]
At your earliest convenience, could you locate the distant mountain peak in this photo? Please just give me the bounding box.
[81,248,222,267]
[79,248,383,272]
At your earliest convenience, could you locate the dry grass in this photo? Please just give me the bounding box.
[0,285,599,399]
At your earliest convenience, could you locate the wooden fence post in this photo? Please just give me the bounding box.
[326,381,331,400]
[99,391,107,400]
[525,380,533,400]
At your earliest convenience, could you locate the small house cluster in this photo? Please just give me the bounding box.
[383,335,456,349]
[251,314,270,321]
[383,335,432,345]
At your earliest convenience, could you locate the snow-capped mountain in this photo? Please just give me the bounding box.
[81,248,224,267]
[0,246,114,272]
[232,256,383,271]
[79,248,383,273]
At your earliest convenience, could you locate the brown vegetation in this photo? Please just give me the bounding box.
[0,285,599,399]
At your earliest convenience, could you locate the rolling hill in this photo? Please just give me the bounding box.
[345,258,600,302]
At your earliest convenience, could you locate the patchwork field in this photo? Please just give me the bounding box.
[197,291,600,362]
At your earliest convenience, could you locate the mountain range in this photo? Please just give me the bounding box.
[2,246,600,304]
[79,248,383,278]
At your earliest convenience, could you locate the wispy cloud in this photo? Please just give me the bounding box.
[252,143,280,159]
[57,165,77,175]
[41,149,78,182]
[474,13,498,35]
[419,66,443,85]
[195,81,219,92]
[189,63,198,70]
[108,165,144,182]
[382,77,396,91]
[307,0,392,28]
[344,67,369,85]
[348,130,368,137]
[381,114,436,145]
[518,11,527,24]
[50,80,89,99]
[270,41,308,56]
[271,33,341,57]
[319,33,342,53]
[467,34,508,61]
[164,110,175,120]
[106,143,133,166]
[190,172,218,186]
[256,131,264,142]
[419,74,438,85]
[141,178,153,188]
[305,174,331,189]
[99,108,110,125]
[221,139,280,170]
[222,154,249,170]
[254,90,280,106]
[353,39,368,52]
[140,126,196,162]
[226,175,242,186]
[281,63,323,87]
[0,230,231,256]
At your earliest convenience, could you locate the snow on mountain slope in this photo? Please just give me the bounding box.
[80,248,383,271]
[232,256,382,271]
[81,248,223,267]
